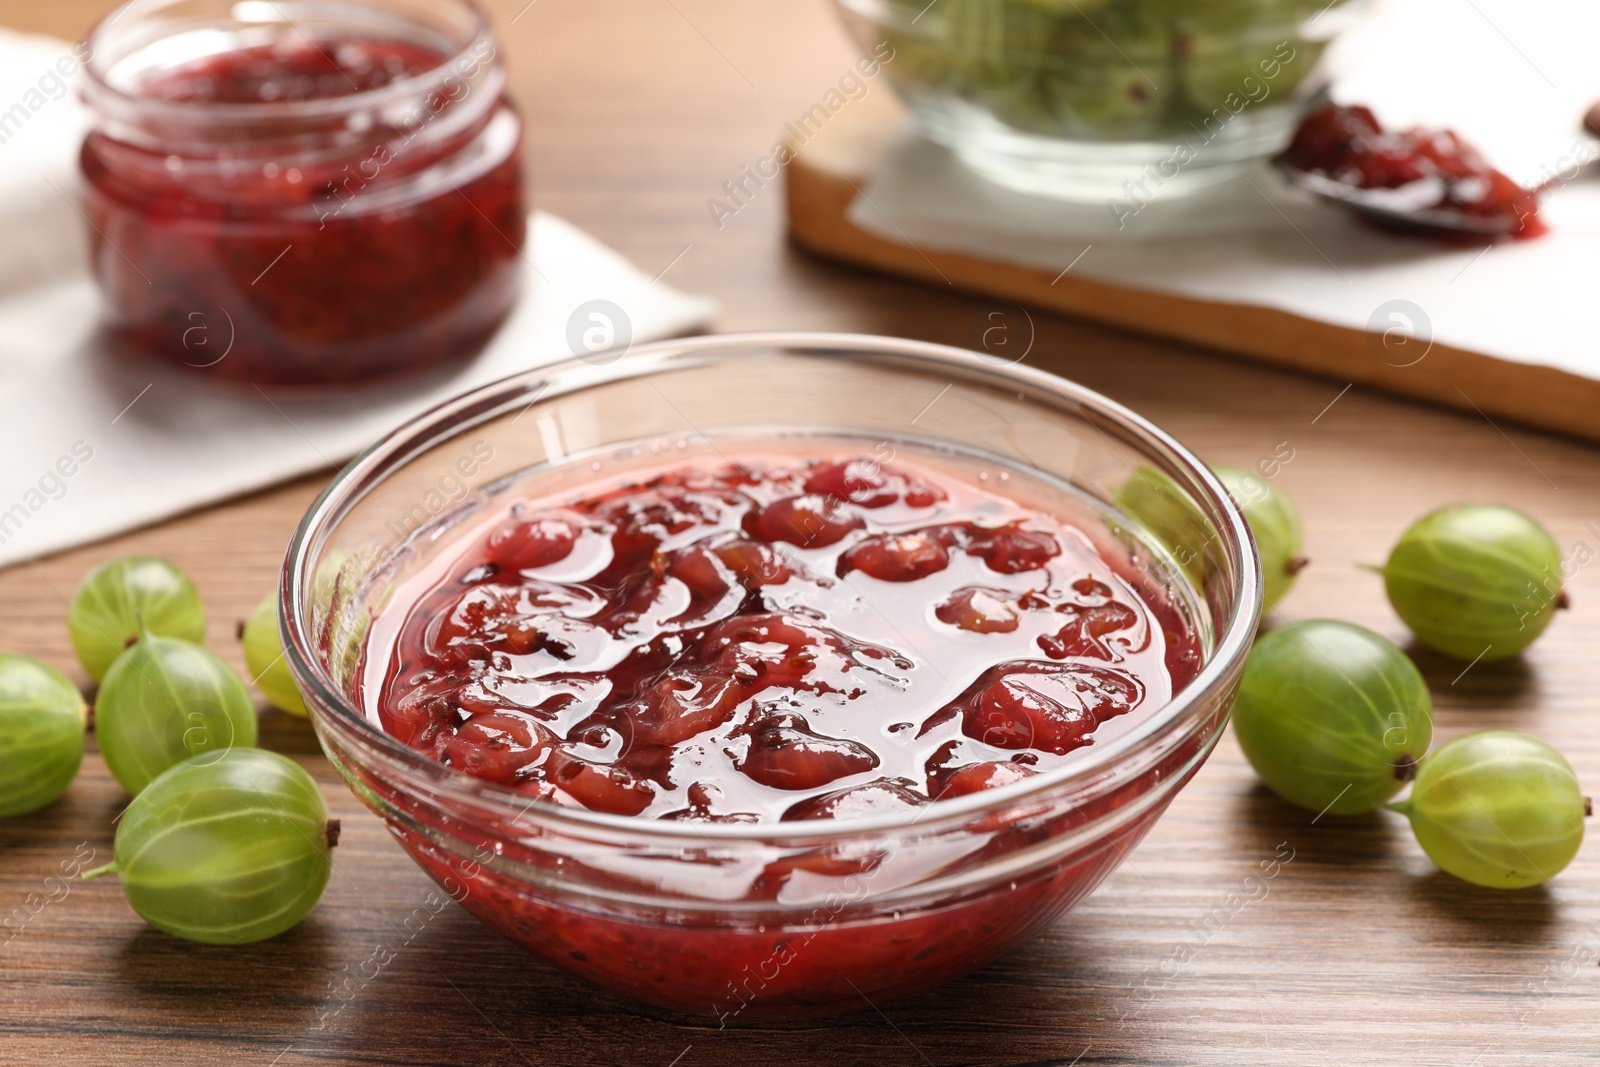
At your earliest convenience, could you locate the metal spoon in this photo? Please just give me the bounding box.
[1274,161,1525,237]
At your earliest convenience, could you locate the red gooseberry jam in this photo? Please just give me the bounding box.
[360,449,1202,822]
[1279,103,1543,239]
[80,18,525,387]
[346,441,1215,1017]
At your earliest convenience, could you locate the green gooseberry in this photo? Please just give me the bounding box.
[68,556,206,682]
[1141,0,1268,17]
[309,549,373,693]
[982,77,1069,137]
[1377,504,1564,662]
[1215,465,1306,614]
[0,655,87,817]
[1038,9,1168,139]
[874,2,967,92]
[1391,730,1586,889]
[1013,0,1114,14]
[83,748,337,944]
[94,630,258,796]
[1153,0,1328,111]
[241,595,307,717]
[941,0,1060,98]
[1233,620,1432,815]
[1178,34,1283,116]
[1115,466,1215,590]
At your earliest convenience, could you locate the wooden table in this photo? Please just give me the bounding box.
[2,2,1596,1064]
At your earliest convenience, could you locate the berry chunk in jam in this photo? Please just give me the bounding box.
[362,447,1201,821]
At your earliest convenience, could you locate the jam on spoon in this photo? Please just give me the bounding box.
[1277,103,1544,240]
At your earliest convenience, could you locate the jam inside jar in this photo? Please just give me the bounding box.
[79,0,526,388]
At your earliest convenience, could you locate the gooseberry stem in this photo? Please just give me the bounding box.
[1354,562,1385,575]
[1382,799,1413,816]
[81,861,119,881]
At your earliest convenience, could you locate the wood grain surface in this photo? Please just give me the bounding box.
[1,2,1597,1065]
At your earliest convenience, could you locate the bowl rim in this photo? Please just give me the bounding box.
[282,330,1260,844]
[81,0,497,127]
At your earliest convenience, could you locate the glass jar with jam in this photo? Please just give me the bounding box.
[79,0,526,388]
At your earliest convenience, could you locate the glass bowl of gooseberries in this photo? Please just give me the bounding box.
[832,0,1373,199]
[280,331,1262,1019]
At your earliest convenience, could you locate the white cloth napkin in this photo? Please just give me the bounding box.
[0,32,716,569]
[847,0,1600,382]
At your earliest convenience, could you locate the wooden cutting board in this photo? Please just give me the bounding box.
[784,92,1600,444]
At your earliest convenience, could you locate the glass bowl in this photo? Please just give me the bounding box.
[281,332,1260,1019]
[834,0,1370,200]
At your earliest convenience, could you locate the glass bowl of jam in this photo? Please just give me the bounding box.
[282,332,1261,1019]
[79,0,525,388]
